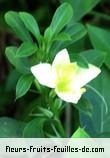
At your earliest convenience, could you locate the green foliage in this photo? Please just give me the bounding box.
[81,49,106,67]
[5,11,32,42]
[16,42,37,58]
[74,97,93,117]
[19,12,41,43]
[5,46,29,73]
[51,23,87,57]
[0,117,26,137]
[61,0,100,21]
[87,24,110,69]
[44,2,73,54]
[80,66,110,137]
[72,127,90,138]
[16,74,34,99]
[49,2,73,37]
[70,53,89,68]
[5,3,77,105]
[3,1,110,139]
[23,118,45,137]
[53,32,72,41]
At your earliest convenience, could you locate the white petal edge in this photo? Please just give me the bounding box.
[73,64,101,88]
[31,63,55,88]
[55,88,82,104]
[52,49,70,66]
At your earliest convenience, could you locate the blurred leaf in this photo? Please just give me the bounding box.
[65,23,87,44]
[5,46,29,73]
[5,70,20,91]
[80,66,110,136]
[37,107,53,119]
[70,53,88,68]
[81,49,106,67]
[50,2,73,36]
[16,74,34,99]
[51,23,86,57]
[53,98,63,111]
[0,117,26,138]
[53,32,71,41]
[16,42,37,57]
[87,24,110,69]
[5,11,32,42]
[23,118,45,137]
[99,132,110,138]
[74,97,93,117]
[30,106,54,119]
[72,127,90,138]
[19,12,40,43]
[61,0,100,21]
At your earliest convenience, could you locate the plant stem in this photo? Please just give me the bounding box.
[65,104,72,137]
[54,117,66,138]
[51,123,61,137]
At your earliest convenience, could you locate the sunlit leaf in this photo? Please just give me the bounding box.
[72,127,90,138]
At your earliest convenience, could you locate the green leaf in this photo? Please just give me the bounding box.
[70,53,88,68]
[87,24,110,69]
[44,27,53,43]
[53,98,63,111]
[74,97,93,117]
[5,11,32,42]
[0,117,26,138]
[61,0,100,21]
[53,32,71,41]
[23,118,45,137]
[51,23,87,57]
[19,12,40,43]
[16,74,34,99]
[16,42,37,57]
[81,49,106,67]
[50,2,73,36]
[30,106,54,119]
[37,107,53,119]
[5,46,17,65]
[5,46,29,73]
[65,23,87,44]
[80,66,110,136]
[72,127,90,138]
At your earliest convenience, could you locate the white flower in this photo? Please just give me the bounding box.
[31,49,101,104]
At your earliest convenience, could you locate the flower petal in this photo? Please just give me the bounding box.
[55,87,84,104]
[31,64,55,88]
[52,49,70,66]
[73,64,101,88]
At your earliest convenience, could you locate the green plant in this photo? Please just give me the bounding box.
[4,1,110,138]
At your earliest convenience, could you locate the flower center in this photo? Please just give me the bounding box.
[55,63,78,92]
